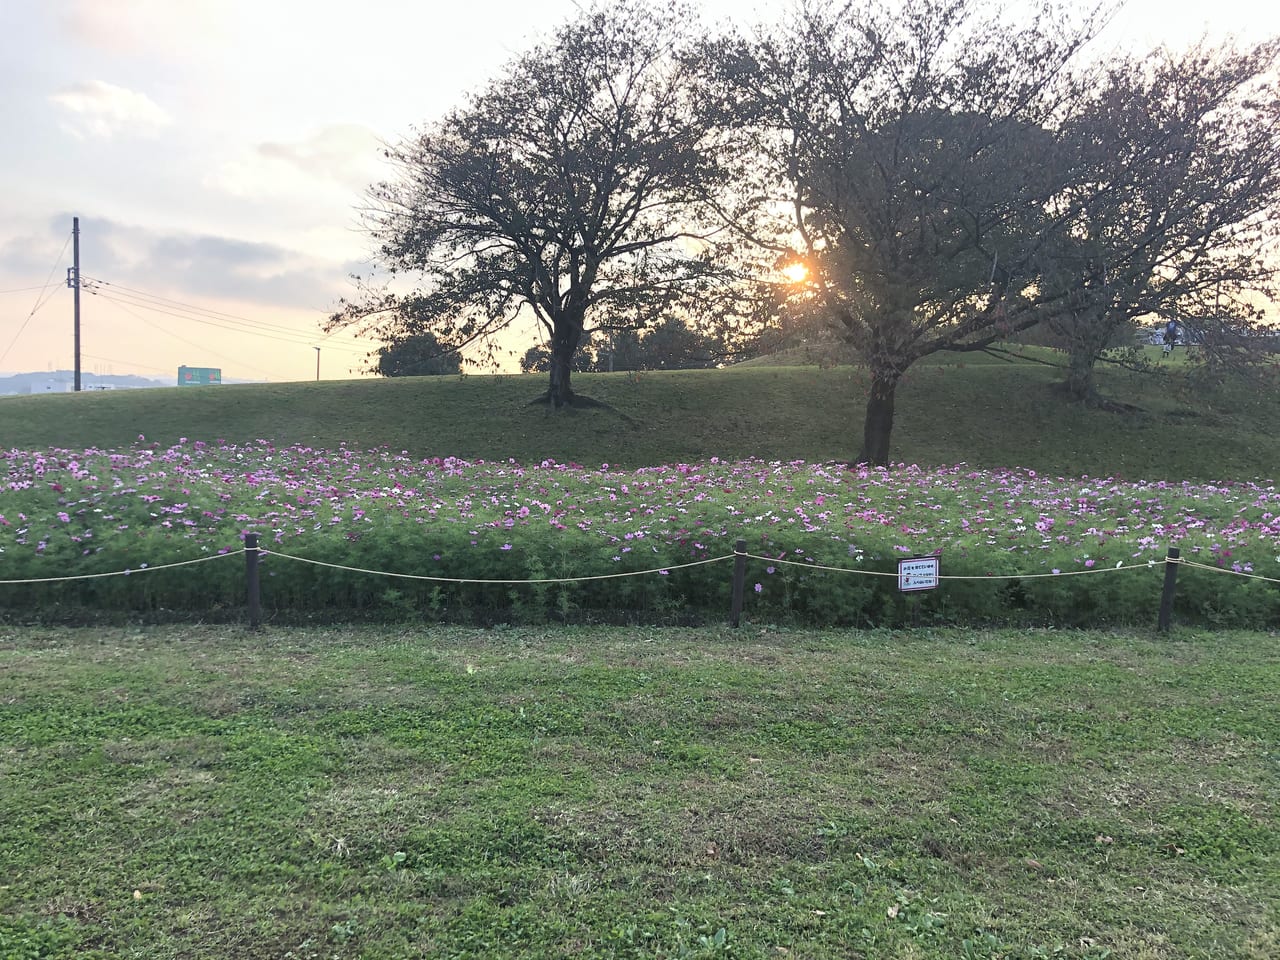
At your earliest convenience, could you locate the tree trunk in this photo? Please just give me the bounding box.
[547,322,582,408]
[856,370,898,466]
[1062,349,1099,404]
[1059,311,1116,405]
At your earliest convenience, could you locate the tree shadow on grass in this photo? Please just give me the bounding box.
[525,391,638,425]
[1049,379,1145,415]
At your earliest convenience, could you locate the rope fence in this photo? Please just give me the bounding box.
[260,548,735,584]
[1177,557,1280,583]
[2,534,1275,631]
[0,550,240,584]
[744,552,1158,580]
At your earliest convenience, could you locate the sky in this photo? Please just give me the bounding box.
[1,0,1277,384]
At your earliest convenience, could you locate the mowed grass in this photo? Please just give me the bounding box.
[1,354,1277,480]
[1,625,1276,959]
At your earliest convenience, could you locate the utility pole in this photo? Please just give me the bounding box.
[314,346,320,381]
[70,216,81,391]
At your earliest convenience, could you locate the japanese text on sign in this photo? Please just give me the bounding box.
[898,556,940,592]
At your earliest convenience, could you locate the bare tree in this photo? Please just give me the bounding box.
[328,0,731,407]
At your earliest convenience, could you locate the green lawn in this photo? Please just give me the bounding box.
[2,625,1276,959]
[1,356,1277,480]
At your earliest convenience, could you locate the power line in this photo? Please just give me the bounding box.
[101,296,280,380]
[0,285,51,295]
[88,286,373,355]
[81,351,175,376]
[88,288,371,356]
[84,275,308,327]
[0,231,73,367]
[86,279,329,340]
[80,275,373,352]
[81,279,322,339]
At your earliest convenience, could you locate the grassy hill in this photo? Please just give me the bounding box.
[1,350,1276,480]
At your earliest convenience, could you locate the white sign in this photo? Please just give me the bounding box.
[898,556,940,592]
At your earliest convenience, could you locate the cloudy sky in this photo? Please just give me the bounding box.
[1,0,1276,383]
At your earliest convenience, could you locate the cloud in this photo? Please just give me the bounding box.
[0,218,76,279]
[258,125,386,185]
[132,228,349,311]
[59,0,233,56]
[206,125,387,201]
[152,235,288,272]
[0,216,349,311]
[49,80,171,140]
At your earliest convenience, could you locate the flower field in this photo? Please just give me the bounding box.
[3,439,1278,625]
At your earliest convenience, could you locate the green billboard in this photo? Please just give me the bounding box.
[177,366,222,386]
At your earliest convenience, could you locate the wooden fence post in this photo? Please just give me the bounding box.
[1157,546,1180,633]
[730,538,747,628]
[245,532,261,630]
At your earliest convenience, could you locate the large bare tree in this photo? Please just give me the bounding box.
[329,0,730,406]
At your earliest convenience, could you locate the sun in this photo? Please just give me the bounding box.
[781,261,809,284]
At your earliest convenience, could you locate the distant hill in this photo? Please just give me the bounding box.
[0,370,169,396]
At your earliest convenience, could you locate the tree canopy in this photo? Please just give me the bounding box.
[714,0,1107,463]
[1040,40,1280,402]
[371,332,462,377]
[331,0,1280,464]
[520,315,725,373]
[705,0,1280,462]
[328,0,734,407]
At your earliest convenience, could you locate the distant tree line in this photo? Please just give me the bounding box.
[329,0,1280,464]
[519,315,733,373]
